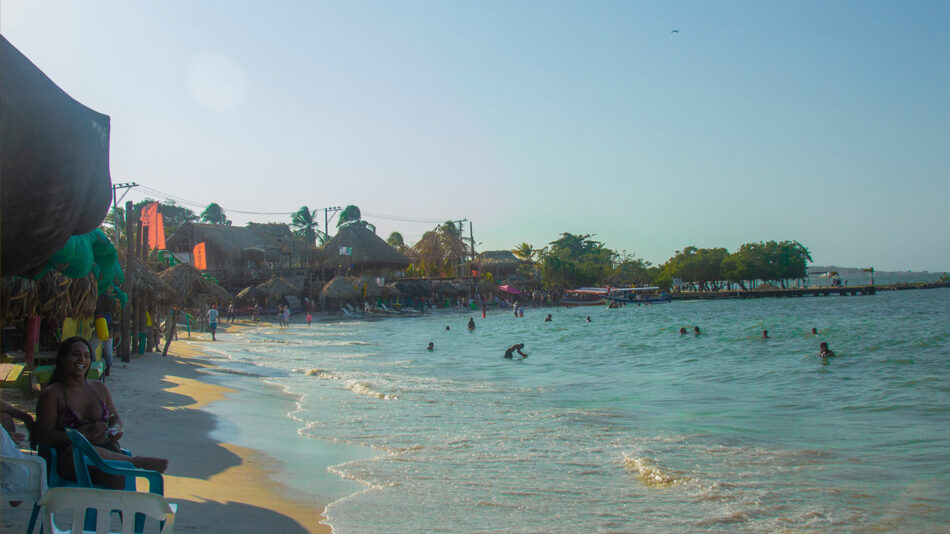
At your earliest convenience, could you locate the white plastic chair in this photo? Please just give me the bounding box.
[38,487,176,534]
[2,452,48,533]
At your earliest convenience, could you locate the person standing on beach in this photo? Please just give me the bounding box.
[206,305,219,341]
[283,305,291,328]
[306,312,313,326]
[226,302,235,324]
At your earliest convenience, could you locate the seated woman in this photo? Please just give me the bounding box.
[35,336,168,489]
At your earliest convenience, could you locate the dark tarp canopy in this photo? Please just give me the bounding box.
[0,36,112,277]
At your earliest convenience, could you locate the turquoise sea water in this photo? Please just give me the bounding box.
[201,289,950,532]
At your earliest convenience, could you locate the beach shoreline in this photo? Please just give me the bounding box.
[1,321,331,534]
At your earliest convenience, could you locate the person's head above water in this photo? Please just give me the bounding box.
[680,327,687,335]
[811,328,818,335]
[762,330,769,338]
[427,342,434,350]
[586,316,592,322]
[694,326,701,334]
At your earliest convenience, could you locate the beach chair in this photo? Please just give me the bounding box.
[38,486,176,534]
[66,429,169,532]
[1,449,48,534]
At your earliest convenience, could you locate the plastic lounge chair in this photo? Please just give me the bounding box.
[1,452,48,534]
[38,486,175,534]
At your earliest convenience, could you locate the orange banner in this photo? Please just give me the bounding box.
[139,202,167,250]
[193,242,207,270]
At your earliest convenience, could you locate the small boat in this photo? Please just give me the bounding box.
[560,288,608,307]
[601,287,671,306]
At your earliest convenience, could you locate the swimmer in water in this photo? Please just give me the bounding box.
[445,326,450,331]
[819,342,835,358]
[504,343,528,359]
[694,326,701,335]
[762,330,769,339]
[586,316,592,323]
[427,342,434,351]
[811,328,818,335]
[544,314,552,322]
[468,317,476,330]
[680,327,687,335]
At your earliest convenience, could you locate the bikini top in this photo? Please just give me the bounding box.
[60,381,110,430]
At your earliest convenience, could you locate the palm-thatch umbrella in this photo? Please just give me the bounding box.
[158,263,228,308]
[256,277,299,301]
[1,36,113,278]
[134,261,177,306]
[318,222,410,273]
[357,276,386,298]
[385,283,402,297]
[235,285,265,302]
[0,276,38,324]
[321,276,357,299]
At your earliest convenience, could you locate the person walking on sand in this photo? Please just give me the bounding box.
[206,305,219,341]
[283,305,291,328]
[306,312,313,326]
[504,343,528,359]
[226,302,235,324]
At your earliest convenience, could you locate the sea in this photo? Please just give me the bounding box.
[197,288,950,533]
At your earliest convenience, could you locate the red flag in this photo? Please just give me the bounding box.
[139,202,166,250]
[154,212,166,250]
[193,242,207,270]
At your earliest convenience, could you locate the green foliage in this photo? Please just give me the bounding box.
[387,231,407,252]
[607,252,656,286]
[409,222,470,277]
[539,233,615,289]
[200,203,229,225]
[290,206,319,243]
[338,205,361,227]
[669,240,812,290]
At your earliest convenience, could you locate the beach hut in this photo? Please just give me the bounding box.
[475,251,522,280]
[318,222,410,275]
[320,275,357,312]
[0,36,113,277]
[157,263,230,354]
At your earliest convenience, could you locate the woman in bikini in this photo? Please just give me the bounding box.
[35,336,168,489]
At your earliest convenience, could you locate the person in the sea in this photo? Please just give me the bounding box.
[694,326,701,335]
[544,314,552,322]
[586,316,592,323]
[35,337,169,488]
[445,325,450,331]
[427,342,435,351]
[680,327,687,335]
[504,343,528,359]
[468,318,476,330]
[819,342,835,358]
[206,304,219,340]
[762,330,769,339]
[811,328,818,335]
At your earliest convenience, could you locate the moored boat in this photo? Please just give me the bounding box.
[602,286,671,306]
[560,288,608,307]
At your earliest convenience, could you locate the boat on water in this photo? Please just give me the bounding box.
[602,286,671,306]
[560,287,608,307]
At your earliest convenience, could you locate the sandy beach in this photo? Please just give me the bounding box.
[1,322,330,534]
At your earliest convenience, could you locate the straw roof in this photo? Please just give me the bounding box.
[0,276,38,323]
[1,272,101,323]
[321,276,356,299]
[158,263,229,308]
[235,285,265,301]
[0,36,112,277]
[318,223,410,271]
[357,276,386,298]
[256,277,299,299]
[134,261,178,305]
[392,280,433,298]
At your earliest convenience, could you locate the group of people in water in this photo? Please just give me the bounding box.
[678,324,836,358]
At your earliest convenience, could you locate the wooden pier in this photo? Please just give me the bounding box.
[669,281,949,301]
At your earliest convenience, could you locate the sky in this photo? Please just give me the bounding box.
[3,1,948,271]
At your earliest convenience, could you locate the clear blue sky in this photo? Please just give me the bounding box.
[3,1,948,271]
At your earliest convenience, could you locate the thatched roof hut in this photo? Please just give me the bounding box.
[356,276,386,298]
[158,263,229,308]
[318,223,410,272]
[392,280,433,298]
[0,36,113,277]
[256,277,300,300]
[1,272,101,324]
[321,276,357,299]
[134,261,177,305]
[476,250,521,278]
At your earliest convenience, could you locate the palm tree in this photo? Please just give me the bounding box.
[200,203,228,225]
[409,222,470,277]
[512,243,537,264]
[387,231,407,252]
[290,206,319,243]
[337,205,361,227]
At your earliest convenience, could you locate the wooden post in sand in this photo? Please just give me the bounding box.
[120,200,135,362]
[161,309,178,357]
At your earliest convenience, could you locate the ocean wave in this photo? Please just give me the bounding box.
[346,380,398,400]
[624,456,690,488]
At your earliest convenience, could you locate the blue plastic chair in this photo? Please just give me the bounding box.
[66,429,167,532]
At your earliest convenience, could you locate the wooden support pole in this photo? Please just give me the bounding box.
[120,201,135,361]
[161,309,179,357]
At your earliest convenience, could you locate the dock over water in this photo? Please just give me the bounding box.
[670,281,950,301]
